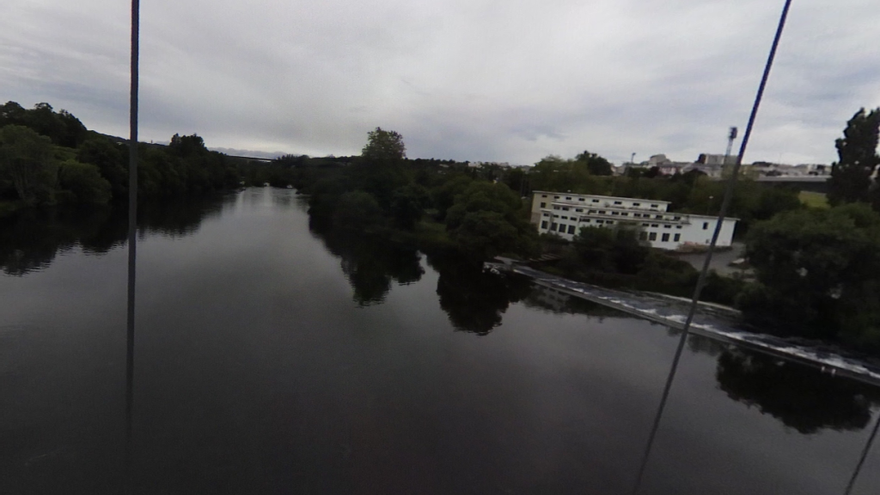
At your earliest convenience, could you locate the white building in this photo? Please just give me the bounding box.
[530,191,738,250]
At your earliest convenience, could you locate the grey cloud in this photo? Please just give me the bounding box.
[2,0,879,165]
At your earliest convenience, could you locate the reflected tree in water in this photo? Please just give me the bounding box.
[0,197,227,275]
[429,255,532,335]
[716,348,879,434]
[309,221,424,306]
[521,284,629,320]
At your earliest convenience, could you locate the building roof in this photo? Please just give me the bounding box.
[532,191,671,205]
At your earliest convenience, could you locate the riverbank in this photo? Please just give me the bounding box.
[486,259,880,387]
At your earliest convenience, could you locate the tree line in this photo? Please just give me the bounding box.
[0,101,257,209]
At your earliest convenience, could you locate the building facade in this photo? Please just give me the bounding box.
[530,191,738,250]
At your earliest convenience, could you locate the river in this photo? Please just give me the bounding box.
[1,188,878,494]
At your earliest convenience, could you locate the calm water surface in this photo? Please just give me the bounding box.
[1,188,878,494]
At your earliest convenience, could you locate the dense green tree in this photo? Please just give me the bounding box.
[742,204,880,347]
[827,108,880,208]
[76,137,128,199]
[446,182,538,260]
[430,173,472,220]
[575,150,613,176]
[57,159,112,204]
[169,133,209,157]
[361,127,406,166]
[529,155,600,193]
[0,125,56,205]
[390,184,430,230]
[333,191,385,231]
[0,101,27,127]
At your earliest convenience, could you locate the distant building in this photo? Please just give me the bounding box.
[697,153,737,166]
[530,191,738,250]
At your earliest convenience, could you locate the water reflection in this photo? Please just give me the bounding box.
[716,348,880,434]
[4,190,880,494]
[428,254,532,335]
[522,283,633,319]
[308,220,424,306]
[0,196,227,276]
[308,220,531,333]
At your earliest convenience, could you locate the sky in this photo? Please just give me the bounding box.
[2,0,879,165]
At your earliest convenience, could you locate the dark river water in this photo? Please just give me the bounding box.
[1,188,879,494]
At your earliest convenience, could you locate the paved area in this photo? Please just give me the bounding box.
[674,241,749,276]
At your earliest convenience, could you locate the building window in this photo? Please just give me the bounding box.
[613,201,622,205]
[558,224,566,232]
[651,224,659,227]
[562,207,569,211]
[565,196,572,200]
[554,196,560,199]
[673,233,681,242]
[650,204,658,208]
[622,212,629,217]
[540,202,546,208]
[655,215,662,219]
[642,223,649,227]
[676,225,682,229]
[583,219,590,223]
[568,225,576,234]
[607,220,614,225]
[599,210,606,214]
[541,221,548,229]
[578,198,585,201]
[664,225,671,229]
[702,222,709,230]
[649,232,657,241]
[633,202,641,207]
[541,194,547,198]
[596,220,604,224]
[553,206,560,210]
[612,211,619,216]
[639,231,648,241]
[592,199,599,203]
[551,223,557,230]
[576,208,582,212]
[661,233,670,242]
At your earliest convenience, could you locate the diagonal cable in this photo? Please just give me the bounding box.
[631,1,794,493]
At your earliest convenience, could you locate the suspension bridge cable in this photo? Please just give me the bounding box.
[631,1,794,493]
[124,0,139,491]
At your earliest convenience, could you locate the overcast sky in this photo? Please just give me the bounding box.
[2,0,878,165]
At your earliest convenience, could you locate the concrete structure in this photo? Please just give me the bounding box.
[530,191,738,250]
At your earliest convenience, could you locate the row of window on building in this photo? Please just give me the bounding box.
[539,203,680,221]
[539,194,662,210]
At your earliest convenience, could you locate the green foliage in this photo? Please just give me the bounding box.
[333,191,385,232]
[742,204,880,348]
[430,173,472,220]
[57,160,112,204]
[76,136,128,199]
[529,155,602,194]
[827,108,880,208]
[446,182,539,260]
[361,127,406,166]
[575,150,613,176]
[0,125,56,205]
[390,184,430,230]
